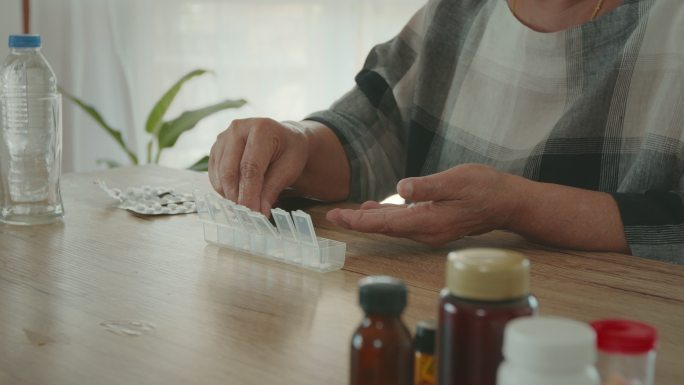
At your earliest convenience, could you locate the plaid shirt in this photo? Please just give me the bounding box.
[307,0,684,263]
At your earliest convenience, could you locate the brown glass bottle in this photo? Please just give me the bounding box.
[350,276,413,385]
[414,320,437,385]
[436,249,538,385]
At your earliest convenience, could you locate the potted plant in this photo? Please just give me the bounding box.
[62,69,245,171]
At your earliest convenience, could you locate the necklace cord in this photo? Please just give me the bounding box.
[511,0,606,22]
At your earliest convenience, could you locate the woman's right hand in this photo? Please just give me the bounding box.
[208,118,310,216]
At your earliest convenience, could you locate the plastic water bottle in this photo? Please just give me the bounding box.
[0,34,63,224]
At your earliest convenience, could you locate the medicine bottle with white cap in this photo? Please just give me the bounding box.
[497,316,600,385]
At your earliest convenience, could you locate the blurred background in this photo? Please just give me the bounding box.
[0,0,424,173]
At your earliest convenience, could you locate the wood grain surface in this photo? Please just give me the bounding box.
[1,166,682,385]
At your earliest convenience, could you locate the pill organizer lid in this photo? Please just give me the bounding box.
[503,316,597,372]
[233,205,257,230]
[219,200,240,225]
[248,212,279,237]
[591,319,657,354]
[292,210,317,245]
[205,194,229,223]
[271,208,297,240]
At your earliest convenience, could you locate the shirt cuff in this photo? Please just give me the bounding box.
[611,191,684,263]
[304,111,365,203]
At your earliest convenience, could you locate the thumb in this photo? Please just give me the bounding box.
[397,172,453,202]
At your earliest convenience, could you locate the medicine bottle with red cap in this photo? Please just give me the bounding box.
[590,319,657,385]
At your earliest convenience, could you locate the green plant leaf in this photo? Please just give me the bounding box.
[145,69,210,135]
[157,98,247,151]
[96,158,122,168]
[146,140,153,164]
[61,88,139,165]
[188,155,209,172]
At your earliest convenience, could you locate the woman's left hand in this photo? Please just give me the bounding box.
[326,164,528,246]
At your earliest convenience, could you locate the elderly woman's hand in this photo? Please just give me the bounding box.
[326,164,529,246]
[208,118,310,216]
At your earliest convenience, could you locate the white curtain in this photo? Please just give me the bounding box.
[31,0,425,172]
[0,1,21,61]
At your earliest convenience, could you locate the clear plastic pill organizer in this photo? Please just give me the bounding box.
[194,192,346,272]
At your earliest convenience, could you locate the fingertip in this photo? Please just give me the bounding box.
[397,178,414,199]
[260,199,272,217]
[326,208,340,221]
[209,174,222,196]
[239,197,260,214]
[326,208,348,227]
[338,209,354,227]
[222,181,236,201]
[360,200,381,210]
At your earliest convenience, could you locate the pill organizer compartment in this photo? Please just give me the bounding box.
[195,192,346,272]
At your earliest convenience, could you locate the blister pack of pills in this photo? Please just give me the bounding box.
[195,191,346,273]
[97,180,197,215]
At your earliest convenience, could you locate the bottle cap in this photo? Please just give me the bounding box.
[591,319,657,355]
[358,276,407,315]
[503,316,597,372]
[446,248,530,301]
[9,35,41,48]
[414,320,437,355]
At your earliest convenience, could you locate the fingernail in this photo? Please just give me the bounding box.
[261,200,271,216]
[338,210,351,228]
[398,179,413,198]
[224,186,237,202]
[327,209,346,227]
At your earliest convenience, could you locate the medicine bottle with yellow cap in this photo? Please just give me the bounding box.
[436,248,538,385]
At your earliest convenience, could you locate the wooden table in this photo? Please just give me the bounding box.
[1,166,682,385]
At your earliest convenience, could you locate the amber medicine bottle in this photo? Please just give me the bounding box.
[350,276,413,385]
[436,249,538,385]
[414,320,437,385]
